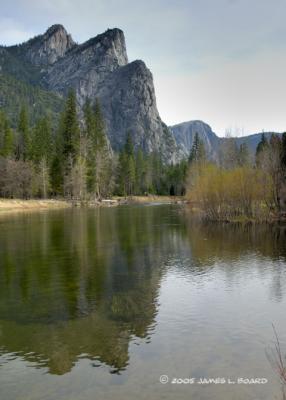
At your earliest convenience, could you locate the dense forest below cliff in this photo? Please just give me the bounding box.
[0,91,187,199]
[0,89,285,223]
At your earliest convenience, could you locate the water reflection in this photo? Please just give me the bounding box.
[0,206,286,380]
[0,206,181,374]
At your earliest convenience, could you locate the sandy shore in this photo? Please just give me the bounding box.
[0,199,71,214]
[0,196,186,215]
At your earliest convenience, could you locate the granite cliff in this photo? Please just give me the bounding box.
[0,24,177,161]
[0,24,279,162]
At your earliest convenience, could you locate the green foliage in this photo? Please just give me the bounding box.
[0,46,43,86]
[189,132,206,164]
[0,73,64,127]
[30,116,52,164]
[84,99,111,198]
[188,132,286,220]
[117,135,187,196]
[0,91,190,200]
[0,111,14,157]
[61,90,79,162]
[118,133,136,196]
[187,163,275,221]
[16,106,30,161]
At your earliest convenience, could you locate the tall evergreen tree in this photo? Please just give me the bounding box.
[118,132,136,195]
[16,106,30,160]
[84,98,111,198]
[30,116,53,198]
[50,113,65,196]
[189,132,206,164]
[0,111,14,157]
[30,116,52,164]
[56,90,80,197]
[61,90,80,162]
[135,149,145,194]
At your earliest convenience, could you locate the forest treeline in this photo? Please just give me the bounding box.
[187,132,286,221]
[1,89,286,220]
[0,90,187,200]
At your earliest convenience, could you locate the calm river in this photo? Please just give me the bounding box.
[0,205,286,399]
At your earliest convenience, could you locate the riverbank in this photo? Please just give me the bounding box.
[0,199,71,214]
[113,195,186,205]
[0,196,186,214]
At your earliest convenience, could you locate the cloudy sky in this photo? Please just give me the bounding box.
[0,0,286,136]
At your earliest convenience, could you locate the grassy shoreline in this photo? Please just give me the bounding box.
[0,199,71,214]
[0,196,186,214]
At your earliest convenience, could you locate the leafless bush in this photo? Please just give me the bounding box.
[266,324,286,399]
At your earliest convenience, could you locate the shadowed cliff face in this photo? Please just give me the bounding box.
[2,25,178,161]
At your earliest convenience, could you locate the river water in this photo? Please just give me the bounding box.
[0,205,286,399]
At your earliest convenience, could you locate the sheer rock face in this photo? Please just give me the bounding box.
[92,60,177,156]
[42,28,176,160]
[43,28,129,95]
[21,25,76,66]
[6,25,177,160]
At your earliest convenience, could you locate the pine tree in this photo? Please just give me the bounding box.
[151,152,164,194]
[50,114,65,196]
[16,106,30,160]
[118,132,136,195]
[124,131,134,157]
[71,156,87,201]
[0,111,14,157]
[126,154,136,195]
[56,90,80,197]
[189,132,206,165]
[30,116,52,163]
[30,116,53,198]
[85,99,111,198]
[135,149,145,194]
[61,90,80,162]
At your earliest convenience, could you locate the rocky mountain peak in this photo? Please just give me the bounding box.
[2,24,180,162]
[44,24,67,36]
[76,28,128,66]
[43,28,129,99]
[21,24,75,66]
